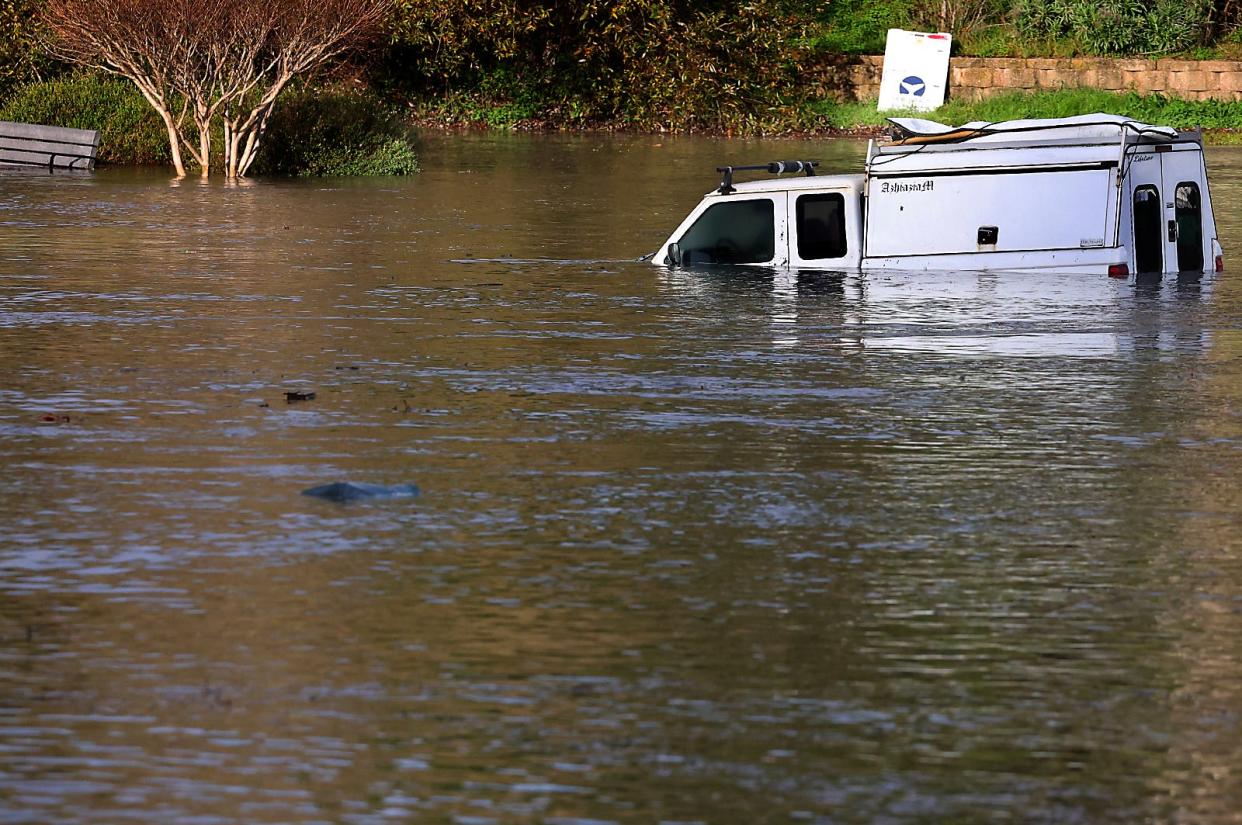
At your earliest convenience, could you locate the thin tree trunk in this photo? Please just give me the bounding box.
[137,92,188,178]
[161,112,187,178]
[227,123,243,179]
[197,106,211,177]
[196,129,210,177]
[236,104,275,177]
[231,74,295,178]
[237,127,260,177]
[222,116,232,177]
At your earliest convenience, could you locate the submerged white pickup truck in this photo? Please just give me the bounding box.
[653,114,1222,278]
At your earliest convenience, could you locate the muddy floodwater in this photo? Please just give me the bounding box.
[2,133,1241,823]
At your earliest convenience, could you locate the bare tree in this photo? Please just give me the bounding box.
[40,0,393,178]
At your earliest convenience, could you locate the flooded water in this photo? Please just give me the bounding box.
[1,132,1241,823]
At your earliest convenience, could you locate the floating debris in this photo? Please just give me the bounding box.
[301,482,420,503]
[285,390,316,403]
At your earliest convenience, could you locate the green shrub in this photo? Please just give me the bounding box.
[805,0,1011,56]
[385,0,811,133]
[805,0,917,55]
[1016,0,1211,55]
[254,88,419,177]
[417,68,549,130]
[0,72,169,164]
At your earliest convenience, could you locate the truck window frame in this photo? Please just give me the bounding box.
[1133,184,1163,274]
[795,193,848,260]
[677,197,776,265]
[1174,181,1204,272]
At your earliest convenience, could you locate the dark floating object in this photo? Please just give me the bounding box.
[301,482,421,503]
[285,390,316,403]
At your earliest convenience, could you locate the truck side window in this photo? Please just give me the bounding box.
[1175,182,1204,272]
[796,193,847,259]
[679,199,775,265]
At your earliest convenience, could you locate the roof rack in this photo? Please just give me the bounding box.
[716,160,818,194]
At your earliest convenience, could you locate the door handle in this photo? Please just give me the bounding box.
[1168,220,1178,242]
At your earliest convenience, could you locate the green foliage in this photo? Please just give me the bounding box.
[805,0,1010,55]
[0,72,170,164]
[806,0,916,55]
[417,68,547,129]
[254,88,419,177]
[955,25,1035,57]
[386,0,811,133]
[0,0,61,98]
[1016,0,1211,55]
[809,99,895,129]
[804,0,1226,57]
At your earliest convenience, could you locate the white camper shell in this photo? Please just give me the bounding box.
[654,114,1222,277]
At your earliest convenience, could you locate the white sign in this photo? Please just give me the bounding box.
[877,28,952,112]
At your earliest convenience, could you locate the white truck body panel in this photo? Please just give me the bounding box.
[864,167,1114,258]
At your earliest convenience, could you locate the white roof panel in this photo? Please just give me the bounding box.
[885,113,1179,145]
[868,142,1125,175]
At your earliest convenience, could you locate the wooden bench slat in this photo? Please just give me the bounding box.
[0,136,96,155]
[0,152,94,168]
[0,120,99,145]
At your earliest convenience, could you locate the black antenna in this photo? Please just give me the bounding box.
[716,161,818,194]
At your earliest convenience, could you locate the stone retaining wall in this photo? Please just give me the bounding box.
[811,55,1242,102]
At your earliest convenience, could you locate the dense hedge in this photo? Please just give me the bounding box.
[811,0,1242,57]
[384,0,1242,130]
[384,0,812,132]
[253,88,419,177]
[1016,0,1213,55]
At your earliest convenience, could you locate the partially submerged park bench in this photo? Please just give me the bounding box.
[0,121,100,171]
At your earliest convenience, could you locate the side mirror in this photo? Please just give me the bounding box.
[666,242,682,267]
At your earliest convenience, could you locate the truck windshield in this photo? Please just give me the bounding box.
[678,199,774,264]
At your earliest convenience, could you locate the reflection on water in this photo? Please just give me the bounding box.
[1,135,1241,823]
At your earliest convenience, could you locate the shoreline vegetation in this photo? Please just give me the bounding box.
[10,74,1242,177]
[6,0,1242,172]
[413,88,1242,144]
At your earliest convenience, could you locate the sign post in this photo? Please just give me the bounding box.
[877,29,952,112]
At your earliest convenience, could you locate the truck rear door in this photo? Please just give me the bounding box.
[1159,146,1211,273]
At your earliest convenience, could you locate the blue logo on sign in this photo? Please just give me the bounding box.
[899,76,926,96]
